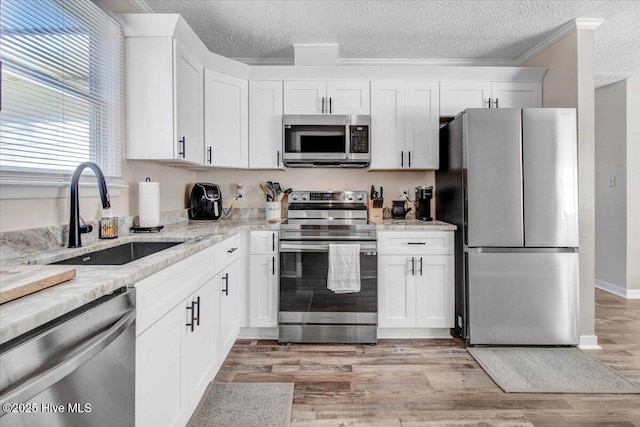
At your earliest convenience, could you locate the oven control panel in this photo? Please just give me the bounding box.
[289,191,368,204]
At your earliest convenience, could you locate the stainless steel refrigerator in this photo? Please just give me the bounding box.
[436,108,579,345]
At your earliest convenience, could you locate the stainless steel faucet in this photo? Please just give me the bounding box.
[68,162,111,248]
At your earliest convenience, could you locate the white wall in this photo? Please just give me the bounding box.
[524,29,598,339]
[196,168,434,212]
[595,80,627,290]
[626,78,640,291]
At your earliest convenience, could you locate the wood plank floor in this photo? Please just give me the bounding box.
[215,289,640,426]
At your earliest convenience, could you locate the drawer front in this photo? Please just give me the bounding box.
[250,230,278,254]
[136,246,215,335]
[378,231,454,255]
[213,234,241,271]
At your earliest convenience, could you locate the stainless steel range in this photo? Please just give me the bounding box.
[278,190,377,344]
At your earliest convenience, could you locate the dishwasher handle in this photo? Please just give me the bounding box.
[0,307,136,414]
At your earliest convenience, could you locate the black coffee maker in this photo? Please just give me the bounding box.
[415,186,433,221]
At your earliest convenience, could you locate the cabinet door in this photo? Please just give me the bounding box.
[204,69,248,168]
[440,81,492,116]
[283,80,325,114]
[249,81,284,169]
[185,279,217,412]
[219,259,239,361]
[250,231,278,254]
[405,82,440,169]
[175,42,203,164]
[136,304,187,427]
[378,256,416,328]
[249,254,279,327]
[491,82,541,108]
[415,255,454,328]
[326,81,370,115]
[369,81,405,169]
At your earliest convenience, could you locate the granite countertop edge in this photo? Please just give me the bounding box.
[0,218,455,345]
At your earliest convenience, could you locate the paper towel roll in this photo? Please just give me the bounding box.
[139,180,160,227]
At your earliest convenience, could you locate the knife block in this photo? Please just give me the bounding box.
[368,200,383,221]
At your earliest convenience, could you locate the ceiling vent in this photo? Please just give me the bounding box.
[293,43,339,66]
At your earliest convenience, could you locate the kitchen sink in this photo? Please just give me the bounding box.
[51,241,184,266]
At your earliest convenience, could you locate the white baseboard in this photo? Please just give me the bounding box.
[595,279,640,299]
[237,327,278,340]
[377,328,453,339]
[578,334,601,350]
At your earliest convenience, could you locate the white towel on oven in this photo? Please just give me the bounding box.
[327,243,361,293]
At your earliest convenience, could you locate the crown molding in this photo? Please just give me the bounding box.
[236,57,518,67]
[338,58,517,67]
[233,57,294,66]
[516,18,604,65]
[130,0,153,13]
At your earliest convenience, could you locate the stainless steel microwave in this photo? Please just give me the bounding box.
[282,115,370,168]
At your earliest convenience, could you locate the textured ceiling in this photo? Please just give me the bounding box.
[136,0,640,88]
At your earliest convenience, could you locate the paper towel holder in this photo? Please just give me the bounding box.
[131,177,164,233]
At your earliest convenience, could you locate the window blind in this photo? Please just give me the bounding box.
[0,0,122,178]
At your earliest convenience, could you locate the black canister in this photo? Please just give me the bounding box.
[415,186,433,221]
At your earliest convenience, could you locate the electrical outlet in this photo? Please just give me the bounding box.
[609,176,616,187]
[236,183,245,198]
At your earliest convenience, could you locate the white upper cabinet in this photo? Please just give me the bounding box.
[204,69,249,168]
[249,81,284,169]
[326,81,371,115]
[283,80,370,115]
[440,81,492,116]
[125,38,203,165]
[370,81,440,170]
[440,81,541,116]
[490,82,542,109]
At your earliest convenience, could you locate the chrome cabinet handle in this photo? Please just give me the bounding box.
[207,146,212,164]
[494,98,499,108]
[222,273,229,296]
[272,256,275,275]
[0,308,136,412]
[419,257,423,275]
[486,98,492,109]
[329,97,332,114]
[410,257,415,276]
[227,247,238,254]
[407,242,426,245]
[178,136,186,158]
[277,150,280,167]
[321,97,325,114]
[408,151,411,168]
[401,151,404,167]
[272,233,275,251]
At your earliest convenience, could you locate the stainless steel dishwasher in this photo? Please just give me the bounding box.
[0,287,135,427]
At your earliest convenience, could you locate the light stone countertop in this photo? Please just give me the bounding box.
[0,218,455,345]
[373,219,457,230]
[0,219,280,345]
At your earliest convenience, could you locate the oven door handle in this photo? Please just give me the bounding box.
[279,242,377,253]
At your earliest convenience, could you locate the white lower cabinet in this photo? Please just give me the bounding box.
[249,253,279,327]
[136,236,242,427]
[136,300,186,427]
[218,258,239,361]
[136,273,217,427]
[248,231,279,328]
[378,231,455,336]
